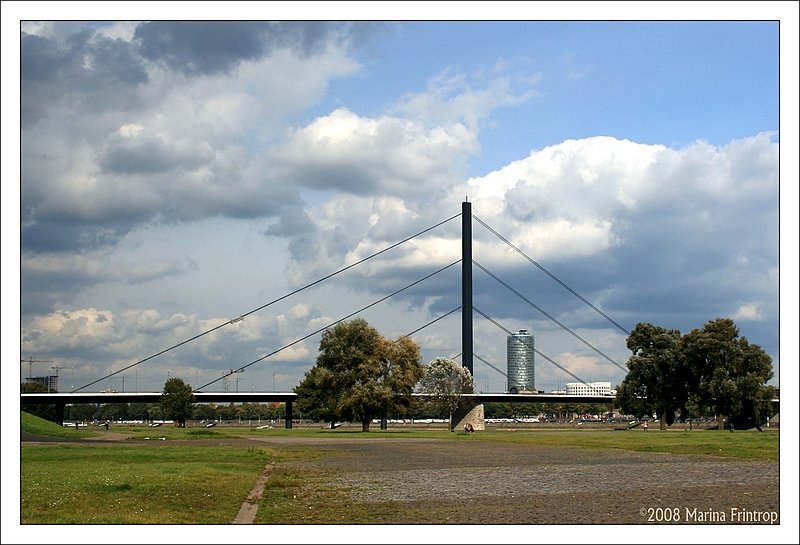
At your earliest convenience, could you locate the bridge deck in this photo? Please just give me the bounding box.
[21,392,298,429]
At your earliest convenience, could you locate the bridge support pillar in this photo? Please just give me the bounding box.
[453,400,484,432]
[54,402,65,426]
[462,200,473,375]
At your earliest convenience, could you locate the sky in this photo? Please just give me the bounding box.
[3,3,798,543]
[5,5,797,399]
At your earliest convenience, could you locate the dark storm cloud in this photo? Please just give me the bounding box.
[22,30,148,125]
[263,207,330,273]
[22,221,132,253]
[21,21,363,259]
[21,268,100,316]
[263,206,315,238]
[284,164,381,194]
[99,133,213,175]
[134,22,267,75]
[133,21,364,76]
[469,187,777,338]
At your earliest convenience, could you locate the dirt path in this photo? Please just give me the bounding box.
[232,460,275,524]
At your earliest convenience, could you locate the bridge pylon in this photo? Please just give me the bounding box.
[462,200,473,375]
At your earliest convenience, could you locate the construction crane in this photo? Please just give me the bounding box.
[21,356,53,379]
[50,365,72,392]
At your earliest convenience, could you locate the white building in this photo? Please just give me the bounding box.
[565,381,612,396]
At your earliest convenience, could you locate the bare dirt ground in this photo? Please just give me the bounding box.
[248,434,780,525]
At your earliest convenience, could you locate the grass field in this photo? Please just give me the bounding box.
[477,428,779,460]
[22,443,273,524]
[19,412,779,525]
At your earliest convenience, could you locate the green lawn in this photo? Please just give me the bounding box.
[22,443,275,524]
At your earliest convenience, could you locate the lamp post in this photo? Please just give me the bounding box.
[229,368,244,393]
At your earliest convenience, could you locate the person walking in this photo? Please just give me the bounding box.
[642,420,648,431]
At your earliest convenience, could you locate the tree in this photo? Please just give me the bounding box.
[160,377,195,427]
[683,318,775,429]
[147,405,164,421]
[616,322,687,430]
[417,357,474,430]
[378,336,426,419]
[21,381,55,421]
[21,381,48,393]
[95,402,129,422]
[128,403,151,421]
[294,366,339,427]
[67,403,99,423]
[294,318,424,431]
[192,403,217,422]
[617,318,775,431]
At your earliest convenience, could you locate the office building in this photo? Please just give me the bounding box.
[507,329,535,393]
[565,381,612,396]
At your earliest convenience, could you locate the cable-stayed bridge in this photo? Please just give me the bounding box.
[23,200,632,426]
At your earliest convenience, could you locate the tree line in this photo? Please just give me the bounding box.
[615,318,776,430]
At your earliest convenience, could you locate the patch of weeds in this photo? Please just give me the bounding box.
[258,469,347,524]
[187,429,220,437]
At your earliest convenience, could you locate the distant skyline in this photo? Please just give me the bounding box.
[5,6,797,398]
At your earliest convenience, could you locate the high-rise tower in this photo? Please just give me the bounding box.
[507,329,535,393]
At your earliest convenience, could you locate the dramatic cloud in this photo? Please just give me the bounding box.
[267,107,475,196]
[133,21,369,75]
[280,133,777,327]
[14,21,782,395]
[21,22,364,254]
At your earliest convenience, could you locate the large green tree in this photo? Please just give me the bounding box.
[417,357,474,429]
[378,336,426,419]
[160,377,195,427]
[294,318,424,431]
[294,366,339,427]
[616,322,687,430]
[683,318,775,429]
[617,318,775,430]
